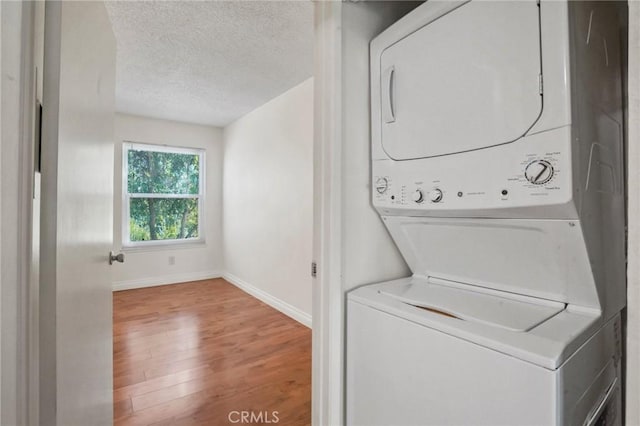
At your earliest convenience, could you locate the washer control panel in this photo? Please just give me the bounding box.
[372,129,572,213]
[373,154,566,210]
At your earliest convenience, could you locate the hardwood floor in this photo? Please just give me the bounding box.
[113,278,311,425]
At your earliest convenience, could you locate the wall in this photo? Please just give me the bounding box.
[112,113,224,290]
[340,2,414,292]
[626,1,639,423]
[223,78,313,326]
[312,2,419,424]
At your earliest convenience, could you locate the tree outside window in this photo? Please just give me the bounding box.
[123,143,204,247]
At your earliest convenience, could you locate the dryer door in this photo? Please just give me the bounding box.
[379,0,542,160]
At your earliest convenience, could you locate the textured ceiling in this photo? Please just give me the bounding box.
[104,1,313,127]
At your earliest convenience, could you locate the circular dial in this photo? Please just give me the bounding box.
[429,189,443,203]
[524,160,554,185]
[375,177,389,194]
[412,189,424,203]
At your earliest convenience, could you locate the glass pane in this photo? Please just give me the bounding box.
[129,198,199,242]
[127,149,200,195]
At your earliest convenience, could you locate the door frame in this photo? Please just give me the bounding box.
[0,1,38,424]
[312,2,344,426]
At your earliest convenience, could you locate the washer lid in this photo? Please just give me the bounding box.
[379,0,542,160]
[379,278,565,332]
[349,278,602,369]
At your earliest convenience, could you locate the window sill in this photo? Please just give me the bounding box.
[121,240,207,253]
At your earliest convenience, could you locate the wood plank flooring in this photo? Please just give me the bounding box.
[113,278,311,425]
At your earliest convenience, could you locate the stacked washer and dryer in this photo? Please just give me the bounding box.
[347,1,625,425]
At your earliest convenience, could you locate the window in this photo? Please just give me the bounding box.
[123,142,205,247]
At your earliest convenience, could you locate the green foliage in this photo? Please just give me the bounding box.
[127,149,199,194]
[127,148,201,242]
[129,218,150,242]
[129,198,199,241]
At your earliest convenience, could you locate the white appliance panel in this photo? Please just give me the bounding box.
[382,216,600,309]
[346,300,556,426]
[350,280,601,370]
[373,126,574,218]
[569,1,627,322]
[346,297,622,426]
[380,0,542,160]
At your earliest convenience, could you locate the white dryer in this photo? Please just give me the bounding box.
[347,1,626,425]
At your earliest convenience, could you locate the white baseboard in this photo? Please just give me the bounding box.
[112,270,221,292]
[223,272,312,328]
[113,270,312,328]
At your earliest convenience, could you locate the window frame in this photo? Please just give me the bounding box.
[122,141,206,249]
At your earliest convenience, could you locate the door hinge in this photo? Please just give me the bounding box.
[539,74,544,95]
[311,262,317,278]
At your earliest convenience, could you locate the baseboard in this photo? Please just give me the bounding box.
[113,270,222,292]
[223,272,312,328]
[113,270,312,328]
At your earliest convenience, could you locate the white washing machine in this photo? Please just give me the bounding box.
[347,1,626,425]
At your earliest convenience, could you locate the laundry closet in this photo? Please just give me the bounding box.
[345,1,627,425]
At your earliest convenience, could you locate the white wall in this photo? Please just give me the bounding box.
[340,2,414,292]
[312,2,418,424]
[112,113,224,290]
[223,78,313,325]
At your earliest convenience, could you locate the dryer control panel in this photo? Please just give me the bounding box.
[372,127,575,218]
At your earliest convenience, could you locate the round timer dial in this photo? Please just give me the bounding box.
[524,160,554,185]
[429,189,443,203]
[375,177,389,194]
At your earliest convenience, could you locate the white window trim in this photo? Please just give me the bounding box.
[122,141,206,249]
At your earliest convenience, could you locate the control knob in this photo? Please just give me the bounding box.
[524,160,554,185]
[375,177,389,194]
[412,189,424,203]
[429,189,443,203]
